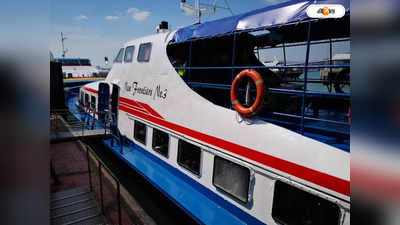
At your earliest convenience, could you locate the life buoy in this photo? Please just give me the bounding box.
[230,69,265,117]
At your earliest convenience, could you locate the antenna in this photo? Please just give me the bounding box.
[61,32,68,58]
[180,0,234,24]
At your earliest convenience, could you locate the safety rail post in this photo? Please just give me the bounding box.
[98,162,104,213]
[231,32,237,83]
[86,144,123,225]
[230,32,237,109]
[329,38,333,73]
[87,145,93,192]
[301,21,312,134]
[283,42,287,67]
[119,135,124,154]
[187,40,193,82]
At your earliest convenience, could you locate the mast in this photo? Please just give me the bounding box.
[61,32,68,58]
[180,0,233,24]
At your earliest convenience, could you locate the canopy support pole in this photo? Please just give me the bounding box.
[301,21,312,134]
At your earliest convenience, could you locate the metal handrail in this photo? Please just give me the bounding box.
[86,144,122,225]
[174,64,350,70]
[188,82,350,97]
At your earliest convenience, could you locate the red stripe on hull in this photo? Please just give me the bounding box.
[84,87,350,196]
[119,104,350,197]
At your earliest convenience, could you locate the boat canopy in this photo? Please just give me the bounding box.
[172,0,350,43]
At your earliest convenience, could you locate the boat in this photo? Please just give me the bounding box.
[75,0,350,224]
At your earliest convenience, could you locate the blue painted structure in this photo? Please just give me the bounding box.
[103,138,266,225]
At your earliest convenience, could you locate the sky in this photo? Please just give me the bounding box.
[49,0,349,67]
[49,0,293,66]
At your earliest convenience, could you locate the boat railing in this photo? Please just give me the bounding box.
[172,21,350,151]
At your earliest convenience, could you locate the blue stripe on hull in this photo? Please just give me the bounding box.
[103,138,267,225]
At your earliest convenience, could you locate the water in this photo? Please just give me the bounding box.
[298,71,351,93]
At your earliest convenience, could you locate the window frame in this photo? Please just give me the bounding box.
[271,180,341,225]
[84,93,89,106]
[137,42,152,62]
[212,155,251,203]
[90,95,96,109]
[124,45,135,63]
[177,139,202,176]
[114,48,124,63]
[134,120,147,145]
[152,128,169,158]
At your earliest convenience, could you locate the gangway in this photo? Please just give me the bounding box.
[50,109,111,143]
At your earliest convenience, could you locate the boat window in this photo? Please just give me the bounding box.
[137,43,152,62]
[79,59,91,66]
[134,120,147,145]
[272,181,340,225]
[212,156,250,203]
[177,140,201,175]
[90,96,96,109]
[80,91,84,105]
[152,128,169,157]
[84,93,89,106]
[124,45,135,62]
[114,48,124,63]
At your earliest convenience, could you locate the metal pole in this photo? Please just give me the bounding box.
[283,42,287,66]
[195,0,200,23]
[98,162,104,213]
[230,32,237,109]
[231,32,237,82]
[187,41,193,82]
[87,146,92,192]
[283,42,287,78]
[120,135,123,154]
[301,22,312,134]
[117,182,121,225]
[61,32,65,58]
[329,38,333,72]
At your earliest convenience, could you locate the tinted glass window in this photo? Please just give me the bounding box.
[152,128,169,157]
[114,48,124,63]
[137,43,152,62]
[272,181,340,225]
[134,120,147,145]
[213,156,250,203]
[124,46,135,62]
[63,59,80,65]
[80,91,84,105]
[91,96,96,109]
[84,94,89,106]
[79,59,91,66]
[177,140,201,175]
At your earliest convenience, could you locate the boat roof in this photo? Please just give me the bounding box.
[172,0,350,43]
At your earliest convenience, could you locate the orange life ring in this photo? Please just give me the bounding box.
[230,69,265,117]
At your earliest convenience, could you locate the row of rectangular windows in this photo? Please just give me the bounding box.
[114,43,152,63]
[133,120,341,225]
[79,90,343,225]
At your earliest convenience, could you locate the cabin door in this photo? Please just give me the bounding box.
[111,84,120,129]
[98,83,110,122]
